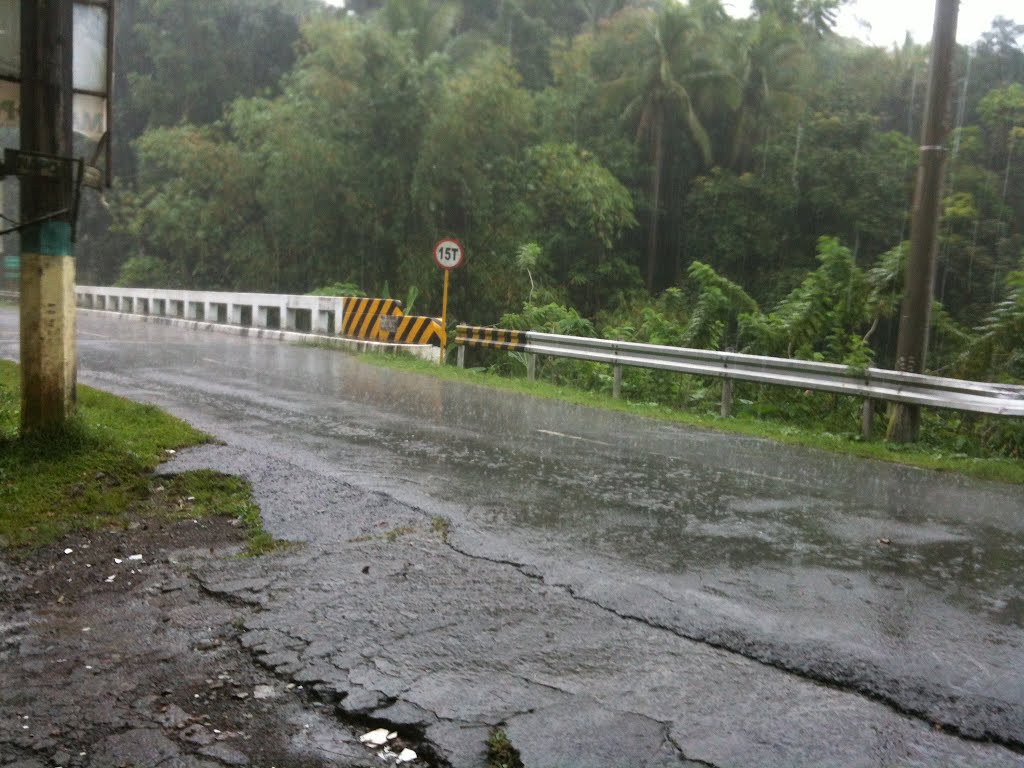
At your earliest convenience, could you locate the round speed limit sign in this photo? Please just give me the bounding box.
[433,238,465,270]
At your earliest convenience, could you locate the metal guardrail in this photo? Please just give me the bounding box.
[455,325,1024,434]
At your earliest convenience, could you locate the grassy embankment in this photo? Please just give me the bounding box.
[0,359,279,554]
[355,351,1024,486]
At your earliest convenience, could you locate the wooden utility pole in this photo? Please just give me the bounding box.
[19,0,77,434]
[887,0,959,443]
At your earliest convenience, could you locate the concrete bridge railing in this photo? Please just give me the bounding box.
[75,286,342,334]
[71,286,440,362]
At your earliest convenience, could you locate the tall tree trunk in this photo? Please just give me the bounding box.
[646,112,664,293]
[888,0,959,443]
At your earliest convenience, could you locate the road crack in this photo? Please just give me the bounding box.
[441,536,1024,756]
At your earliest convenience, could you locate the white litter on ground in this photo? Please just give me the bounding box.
[360,728,413,761]
[359,728,390,747]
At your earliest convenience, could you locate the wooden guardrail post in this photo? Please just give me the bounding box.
[721,377,734,418]
[720,347,736,417]
[861,399,875,440]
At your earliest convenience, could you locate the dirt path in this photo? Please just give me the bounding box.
[0,517,387,768]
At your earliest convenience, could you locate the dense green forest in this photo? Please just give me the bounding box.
[77,0,1023,424]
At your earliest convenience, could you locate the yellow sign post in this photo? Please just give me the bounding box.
[433,237,465,361]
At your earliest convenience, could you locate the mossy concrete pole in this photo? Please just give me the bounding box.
[888,0,959,444]
[19,0,76,435]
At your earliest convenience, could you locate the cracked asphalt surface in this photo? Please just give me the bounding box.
[1,516,387,768]
[3,308,1024,767]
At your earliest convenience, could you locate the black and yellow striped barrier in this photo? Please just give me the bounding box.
[339,297,443,347]
[454,325,527,352]
[389,315,443,346]
[341,297,403,342]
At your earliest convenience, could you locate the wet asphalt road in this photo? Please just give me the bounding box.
[3,309,1024,767]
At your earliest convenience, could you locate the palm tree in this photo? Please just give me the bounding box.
[796,0,847,38]
[608,1,735,290]
[728,4,805,172]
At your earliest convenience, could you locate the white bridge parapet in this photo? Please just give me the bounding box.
[71,286,440,363]
[75,286,343,334]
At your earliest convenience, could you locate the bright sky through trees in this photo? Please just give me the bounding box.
[322,1,1018,48]
[726,0,1017,46]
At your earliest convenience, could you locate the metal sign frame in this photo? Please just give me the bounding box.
[0,0,114,185]
[0,148,85,238]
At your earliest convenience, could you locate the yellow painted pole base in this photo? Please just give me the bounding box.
[20,252,77,433]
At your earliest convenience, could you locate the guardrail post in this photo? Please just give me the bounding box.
[861,399,875,440]
[527,353,537,382]
[613,365,622,399]
[457,345,466,369]
[721,377,734,418]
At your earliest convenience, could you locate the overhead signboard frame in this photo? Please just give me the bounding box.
[0,0,114,185]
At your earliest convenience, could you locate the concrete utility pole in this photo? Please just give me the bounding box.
[887,0,959,444]
[19,0,77,434]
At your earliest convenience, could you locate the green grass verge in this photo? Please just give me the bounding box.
[352,351,1024,485]
[157,469,286,557]
[0,359,282,553]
